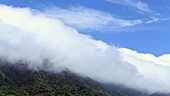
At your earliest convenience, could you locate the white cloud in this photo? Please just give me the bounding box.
[45,7,144,31]
[45,7,161,32]
[119,48,170,93]
[145,17,159,23]
[106,0,151,13]
[1,5,170,94]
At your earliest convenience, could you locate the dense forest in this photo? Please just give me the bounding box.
[0,61,169,96]
[0,61,114,96]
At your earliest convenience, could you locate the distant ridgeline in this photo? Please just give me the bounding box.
[0,60,169,96]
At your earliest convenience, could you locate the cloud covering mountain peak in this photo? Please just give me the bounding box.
[0,5,170,94]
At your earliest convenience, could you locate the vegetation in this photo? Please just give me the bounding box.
[0,62,168,96]
[0,63,113,96]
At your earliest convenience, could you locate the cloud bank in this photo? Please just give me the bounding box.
[0,5,170,94]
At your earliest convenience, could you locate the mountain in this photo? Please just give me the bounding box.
[0,61,169,96]
[0,61,114,96]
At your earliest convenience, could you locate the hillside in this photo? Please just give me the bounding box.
[0,61,115,96]
[0,61,169,96]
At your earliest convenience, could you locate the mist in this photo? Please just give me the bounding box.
[0,5,170,94]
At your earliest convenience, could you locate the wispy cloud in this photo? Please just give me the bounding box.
[145,17,159,23]
[106,0,151,13]
[45,7,148,32]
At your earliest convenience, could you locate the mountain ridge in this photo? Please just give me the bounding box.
[0,61,169,96]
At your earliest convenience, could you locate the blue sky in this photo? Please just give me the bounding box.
[0,0,170,56]
[2,1,170,93]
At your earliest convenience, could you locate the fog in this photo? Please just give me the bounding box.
[0,5,170,94]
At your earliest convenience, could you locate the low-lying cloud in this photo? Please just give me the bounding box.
[0,5,170,94]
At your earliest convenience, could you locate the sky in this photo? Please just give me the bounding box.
[1,0,170,94]
[0,0,170,56]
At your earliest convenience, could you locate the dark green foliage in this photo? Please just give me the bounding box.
[0,71,12,86]
[0,62,169,96]
[0,85,28,96]
[0,64,112,96]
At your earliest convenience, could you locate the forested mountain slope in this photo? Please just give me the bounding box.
[0,61,169,96]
